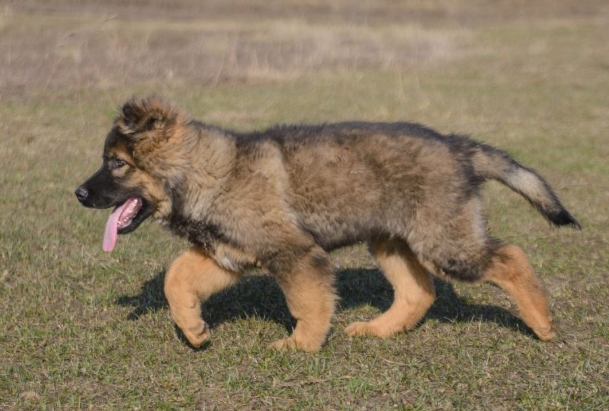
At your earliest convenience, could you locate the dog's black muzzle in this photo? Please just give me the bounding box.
[75,166,127,209]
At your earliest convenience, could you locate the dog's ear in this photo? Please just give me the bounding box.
[116,96,185,140]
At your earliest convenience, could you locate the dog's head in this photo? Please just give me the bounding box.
[75,96,190,252]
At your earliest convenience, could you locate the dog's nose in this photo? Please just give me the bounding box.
[75,186,88,201]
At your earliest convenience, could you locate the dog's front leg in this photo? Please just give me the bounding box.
[266,246,337,352]
[164,247,241,348]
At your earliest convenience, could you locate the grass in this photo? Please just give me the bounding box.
[1,1,609,410]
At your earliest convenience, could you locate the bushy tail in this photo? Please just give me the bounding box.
[472,144,581,229]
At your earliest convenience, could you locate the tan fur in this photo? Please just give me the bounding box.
[346,237,436,338]
[269,247,337,351]
[164,247,241,347]
[482,244,555,341]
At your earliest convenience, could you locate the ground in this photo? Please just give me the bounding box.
[1,1,608,410]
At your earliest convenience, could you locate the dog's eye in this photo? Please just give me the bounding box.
[108,158,127,170]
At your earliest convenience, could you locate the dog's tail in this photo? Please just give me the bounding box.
[472,143,581,229]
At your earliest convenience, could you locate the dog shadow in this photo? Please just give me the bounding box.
[115,267,534,344]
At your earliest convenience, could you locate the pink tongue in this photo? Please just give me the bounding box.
[102,198,139,253]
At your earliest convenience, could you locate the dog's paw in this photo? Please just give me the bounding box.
[533,325,556,342]
[345,321,394,338]
[269,336,321,352]
[182,321,211,348]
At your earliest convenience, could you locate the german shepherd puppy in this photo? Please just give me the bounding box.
[75,96,579,351]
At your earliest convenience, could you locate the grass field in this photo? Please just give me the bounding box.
[1,1,609,410]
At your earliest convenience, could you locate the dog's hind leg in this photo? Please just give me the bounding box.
[164,247,241,348]
[481,244,555,341]
[268,247,337,352]
[346,237,436,338]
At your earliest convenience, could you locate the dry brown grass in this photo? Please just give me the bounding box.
[3,0,608,101]
[0,10,472,99]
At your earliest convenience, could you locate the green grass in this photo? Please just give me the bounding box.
[2,2,609,410]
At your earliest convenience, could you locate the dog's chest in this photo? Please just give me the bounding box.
[210,242,259,272]
[168,215,257,272]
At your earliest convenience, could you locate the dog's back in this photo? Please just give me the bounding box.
[227,121,578,282]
